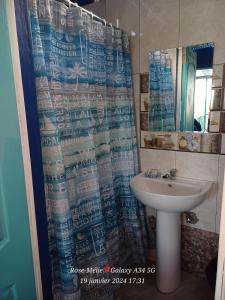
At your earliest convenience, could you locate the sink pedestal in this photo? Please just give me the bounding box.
[156,211,181,293]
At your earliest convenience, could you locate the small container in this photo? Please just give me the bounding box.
[145,168,161,178]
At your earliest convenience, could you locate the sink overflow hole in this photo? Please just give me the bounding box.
[168,184,172,187]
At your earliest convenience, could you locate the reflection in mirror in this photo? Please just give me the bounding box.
[180,43,214,132]
[147,42,214,132]
[148,49,176,132]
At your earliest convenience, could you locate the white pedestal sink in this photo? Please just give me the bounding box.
[130,173,214,293]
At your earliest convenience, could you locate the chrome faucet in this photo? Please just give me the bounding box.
[162,169,177,180]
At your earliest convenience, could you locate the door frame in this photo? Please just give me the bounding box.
[5,0,43,298]
[215,170,225,300]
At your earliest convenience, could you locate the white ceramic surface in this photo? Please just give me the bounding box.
[156,211,181,293]
[130,173,213,213]
[130,173,214,293]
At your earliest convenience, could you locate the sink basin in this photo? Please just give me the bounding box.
[130,173,213,213]
[130,173,214,294]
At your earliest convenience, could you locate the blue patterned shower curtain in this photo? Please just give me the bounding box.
[28,0,148,299]
[148,50,175,131]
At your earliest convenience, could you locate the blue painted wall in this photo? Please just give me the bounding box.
[14,1,53,299]
[0,1,37,298]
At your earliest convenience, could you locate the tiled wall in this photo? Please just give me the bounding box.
[85,0,225,235]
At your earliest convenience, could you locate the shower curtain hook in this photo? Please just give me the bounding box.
[68,0,71,7]
[103,19,107,26]
[91,12,94,20]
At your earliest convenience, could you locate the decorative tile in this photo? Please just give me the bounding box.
[220,134,225,154]
[178,132,201,152]
[208,111,225,133]
[210,88,224,110]
[181,225,219,273]
[212,64,225,88]
[140,113,148,131]
[141,131,178,150]
[140,73,149,93]
[140,131,149,148]
[200,133,221,154]
[140,93,149,111]
[132,74,140,146]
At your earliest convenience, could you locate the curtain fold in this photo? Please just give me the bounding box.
[148,50,175,132]
[28,0,149,299]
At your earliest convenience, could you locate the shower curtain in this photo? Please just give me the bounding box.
[148,50,175,131]
[28,0,148,299]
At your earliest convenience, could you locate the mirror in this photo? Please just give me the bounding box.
[179,43,214,132]
[141,42,215,133]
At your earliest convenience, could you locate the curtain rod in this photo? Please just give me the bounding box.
[56,0,114,28]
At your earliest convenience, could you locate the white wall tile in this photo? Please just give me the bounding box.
[140,0,179,73]
[106,0,139,31]
[84,0,106,19]
[216,155,225,232]
[106,0,140,74]
[175,152,219,181]
[140,148,175,173]
[179,0,225,64]
[176,152,219,232]
[182,183,217,232]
